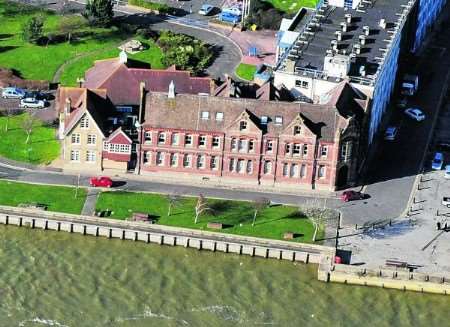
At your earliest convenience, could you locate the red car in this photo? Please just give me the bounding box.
[89,176,113,188]
[341,190,364,202]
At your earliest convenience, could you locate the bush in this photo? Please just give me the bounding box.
[83,0,114,27]
[245,0,285,30]
[21,15,46,44]
[128,0,171,14]
[136,28,160,40]
[157,31,213,75]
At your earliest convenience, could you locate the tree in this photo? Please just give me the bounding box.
[22,113,36,144]
[251,197,270,226]
[166,193,182,217]
[21,15,45,44]
[59,16,86,43]
[302,199,333,242]
[83,0,114,27]
[194,194,212,224]
[3,108,19,132]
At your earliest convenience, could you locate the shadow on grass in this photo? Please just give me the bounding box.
[0,46,18,53]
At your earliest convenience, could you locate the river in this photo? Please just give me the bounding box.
[0,225,448,326]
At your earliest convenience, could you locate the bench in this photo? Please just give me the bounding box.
[18,203,47,211]
[283,232,295,240]
[128,212,155,224]
[385,259,407,268]
[207,222,223,230]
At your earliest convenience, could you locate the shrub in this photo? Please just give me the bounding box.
[21,15,46,44]
[83,0,114,27]
[246,0,285,30]
[128,0,171,14]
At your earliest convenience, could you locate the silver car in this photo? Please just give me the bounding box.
[20,97,46,109]
[404,108,425,121]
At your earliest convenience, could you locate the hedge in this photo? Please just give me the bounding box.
[128,0,170,14]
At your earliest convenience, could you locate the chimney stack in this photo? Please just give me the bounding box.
[168,80,175,99]
[65,97,71,115]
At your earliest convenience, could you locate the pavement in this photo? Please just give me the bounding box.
[81,188,100,216]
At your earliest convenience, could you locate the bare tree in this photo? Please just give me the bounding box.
[194,194,212,224]
[59,16,86,43]
[166,193,182,216]
[22,113,36,144]
[302,198,332,242]
[252,197,270,226]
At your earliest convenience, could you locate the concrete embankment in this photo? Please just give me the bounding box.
[0,205,335,265]
[318,263,450,295]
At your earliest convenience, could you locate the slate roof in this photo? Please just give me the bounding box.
[84,58,214,105]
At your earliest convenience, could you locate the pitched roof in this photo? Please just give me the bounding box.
[84,58,213,105]
[143,92,361,141]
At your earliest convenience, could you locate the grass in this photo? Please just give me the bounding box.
[0,113,59,164]
[96,191,322,243]
[264,0,318,13]
[235,63,257,81]
[0,180,87,214]
[0,1,166,83]
[59,38,165,86]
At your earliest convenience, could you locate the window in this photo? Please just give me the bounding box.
[229,158,235,172]
[263,161,272,174]
[295,80,309,89]
[156,152,164,166]
[211,156,218,170]
[266,141,273,153]
[246,160,253,174]
[103,141,109,151]
[231,138,237,151]
[237,159,245,173]
[212,136,220,148]
[238,139,247,152]
[283,163,289,177]
[341,141,351,160]
[303,144,308,156]
[158,132,166,144]
[86,150,96,163]
[87,134,96,145]
[71,133,80,144]
[285,143,291,155]
[183,154,192,168]
[144,151,151,164]
[119,144,131,153]
[290,164,298,177]
[248,140,255,152]
[239,121,247,131]
[197,155,205,169]
[318,165,326,178]
[216,112,224,121]
[70,150,80,162]
[261,116,268,125]
[80,116,89,129]
[321,146,328,157]
[294,126,301,135]
[171,133,179,145]
[274,116,283,125]
[201,111,210,120]
[293,144,301,156]
[185,134,193,146]
[170,153,178,167]
[300,164,306,178]
[199,135,207,147]
[144,131,152,143]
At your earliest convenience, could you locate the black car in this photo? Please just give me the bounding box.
[437,143,450,152]
[24,91,51,101]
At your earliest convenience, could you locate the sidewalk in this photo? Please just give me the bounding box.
[81,188,100,216]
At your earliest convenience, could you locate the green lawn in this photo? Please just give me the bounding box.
[236,63,257,81]
[264,0,318,13]
[96,191,321,243]
[0,1,166,83]
[59,38,165,86]
[0,113,59,165]
[0,180,87,214]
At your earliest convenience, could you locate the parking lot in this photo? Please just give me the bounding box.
[148,0,229,21]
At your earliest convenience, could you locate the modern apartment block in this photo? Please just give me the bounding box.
[274,0,447,146]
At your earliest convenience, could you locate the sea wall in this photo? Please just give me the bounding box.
[0,205,335,265]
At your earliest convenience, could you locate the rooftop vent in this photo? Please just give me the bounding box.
[359,65,366,77]
[340,22,348,32]
[335,31,342,41]
[359,35,367,45]
[363,26,370,36]
[345,13,352,24]
[379,18,387,29]
[354,44,361,54]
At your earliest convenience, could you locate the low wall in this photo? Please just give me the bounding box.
[0,205,335,265]
[321,264,450,295]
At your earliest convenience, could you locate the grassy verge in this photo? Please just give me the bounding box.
[264,0,318,13]
[0,180,87,214]
[96,191,322,243]
[0,113,59,164]
[59,38,165,86]
[128,0,170,14]
[236,63,257,81]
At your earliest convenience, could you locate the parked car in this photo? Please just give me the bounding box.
[219,12,241,24]
[198,4,214,15]
[20,97,46,109]
[341,190,364,202]
[89,176,113,188]
[432,152,444,170]
[442,196,450,207]
[437,142,450,152]
[397,96,408,108]
[445,165,450,179]
[384,126,398,141]
[2,87,25,99]
[24,90,51,101]
[404,107,425,121]
[222,7,242,16]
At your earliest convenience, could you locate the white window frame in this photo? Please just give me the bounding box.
[198,135,207,147]
[274,116,283,125]
[144,131,152,143]
[318,165,326,178]
[171,133,179,146]
[321,145,328,157]
[211,156,218,170]
[156,152,164,166]
[71,133,80,145]
[170,153,178,167]
[201,111,210,120]
[185,134,193,147]
[86,150,96,163]
[215,112,224,121]
[80,116,89,129]
[70,150,80,162]
[212,136,220,149]
[144,151,151,165]
[183,154,192,168]
[266,140,273,153]
[87,134,96,146]
[158,132,166,144]
[263,161,272,174]
[197,155,205,169]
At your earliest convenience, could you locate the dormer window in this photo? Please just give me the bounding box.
[216,112,224,121]
[80,116,89,129]
[201,111,210,120]
[239,121,247,131]
[261,116,268,125]
[275,116,283,125]
[294,126,301,135]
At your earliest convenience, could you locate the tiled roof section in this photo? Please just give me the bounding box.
[106,127,133,144]
[143,92,360,141]
[324,81,367,119]
[84,58,213,105]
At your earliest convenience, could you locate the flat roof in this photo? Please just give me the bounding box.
[278,0,413,84]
